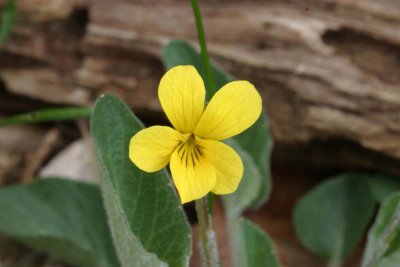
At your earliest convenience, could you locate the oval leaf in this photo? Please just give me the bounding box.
[293,173,376,262]
[224,141,280,267]
[236,219,280,267]
[234,115,273,208]
[0,178,119,267]
[223,140,262,219]
[91,94,191,267]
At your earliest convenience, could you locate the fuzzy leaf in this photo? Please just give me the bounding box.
[293,173,376,262]
[0,178,118,267]
[238,219,280,267]
[234,115,273,208]
[91,94,191,267]
[223,140,262,218]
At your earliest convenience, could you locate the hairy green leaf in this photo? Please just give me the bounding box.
[92,94,191,267]
[293,173,376,263]
[223,140,262,219]
[238,219,280,267]
[0,178,118,267]
[234,115,273,208]
[223,141,281,267]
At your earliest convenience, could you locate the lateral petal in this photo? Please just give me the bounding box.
[170,147,216,204]
[158,65,206,133]
[195,81,262,140]
[129,126,183,172]
[199,140,243,194]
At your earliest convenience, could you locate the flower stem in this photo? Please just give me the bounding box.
[191,0,216,97]
[195,197,221,267]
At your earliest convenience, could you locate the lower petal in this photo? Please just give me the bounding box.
[129,126,183,172]
[170,149,216,204]
[199,140,243,194]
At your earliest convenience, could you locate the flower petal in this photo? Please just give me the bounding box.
[170,147,216,204]
[199,140,243,194]
[129,126,183,172]
[158,65,205,133]
[195,81,262,140]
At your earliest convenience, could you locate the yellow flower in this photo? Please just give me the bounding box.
[129,65,262,203]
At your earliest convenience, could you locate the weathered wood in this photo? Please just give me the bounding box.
[0,0,399,174]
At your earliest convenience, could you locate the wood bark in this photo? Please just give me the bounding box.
[0,0,400,174]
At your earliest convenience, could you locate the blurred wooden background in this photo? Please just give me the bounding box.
[0,0,399,266]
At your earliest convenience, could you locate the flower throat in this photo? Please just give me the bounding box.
[176,133,204,168]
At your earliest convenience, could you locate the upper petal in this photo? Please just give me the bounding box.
[129,126,183,172]
[199,139,243,194]
[170,146,216,204]
[195,81,262,140]
[158,65,206,133]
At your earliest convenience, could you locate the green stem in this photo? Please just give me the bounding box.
[0,107,92,127]
[191,0,216,96]
[327,231,343,267]
[195,197,221,267]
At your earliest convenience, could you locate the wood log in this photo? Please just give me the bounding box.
[0,0,399,174]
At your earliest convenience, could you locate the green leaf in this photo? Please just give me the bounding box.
[223,140,263,219]
[0,107,92,127]
[293,173,376,263]
[234,114,273,208]
[362,192,400,267]
[91,94,191,267]
[162,39,273,209]
[0,0,17,45]
[224,141,281,267]
[237,219,280,267]
[367,175,400,204]
[0,178,119,267]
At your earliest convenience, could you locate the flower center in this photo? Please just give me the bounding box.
[176,133,204,167]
